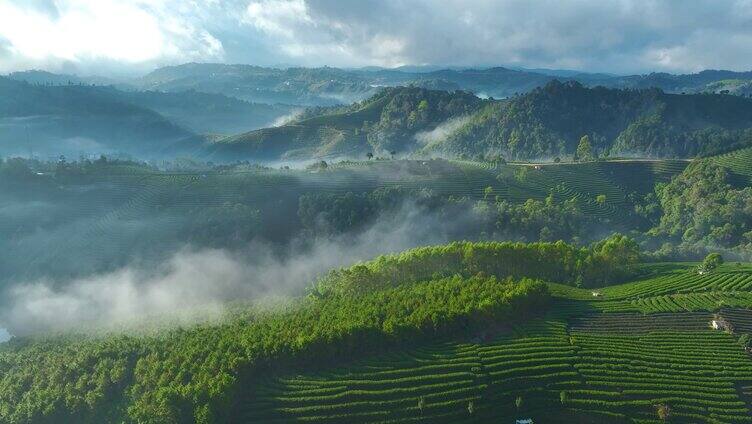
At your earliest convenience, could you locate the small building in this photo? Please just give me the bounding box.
[711,319,731,331]
[533,165,542,170]
[592,291,602,297]
[516,419,534,424]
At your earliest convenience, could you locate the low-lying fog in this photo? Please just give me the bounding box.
[0,200,478,336]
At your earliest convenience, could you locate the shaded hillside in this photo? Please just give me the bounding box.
[0,77,202,158]
[428,81,752,159]
[116,90,294,135]
[207,87,485,160]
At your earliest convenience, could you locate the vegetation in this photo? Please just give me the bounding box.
[0,268,550,423]
[650,161,752,255]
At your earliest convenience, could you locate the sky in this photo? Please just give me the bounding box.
[1,0,752,76]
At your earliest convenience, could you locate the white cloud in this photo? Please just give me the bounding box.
[0,0,225,74]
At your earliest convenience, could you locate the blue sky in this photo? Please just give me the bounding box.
[2,0,752,75]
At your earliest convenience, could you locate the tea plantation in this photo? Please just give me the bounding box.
[240,264,752,423]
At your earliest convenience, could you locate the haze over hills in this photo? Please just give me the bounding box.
[0,77,299,159]
[130,63,752,106]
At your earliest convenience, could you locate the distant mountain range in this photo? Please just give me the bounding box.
[10,64,752,109]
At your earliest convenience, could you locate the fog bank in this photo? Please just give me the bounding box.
[0,200,472,336]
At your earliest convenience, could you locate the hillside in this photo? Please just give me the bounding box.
[208,82,752,161]
[3,240,752,423]
[425,80,752,159]
[206,87,485,160]
[115,90,294,135]
[0,77,203,158]
[0,78,301,158]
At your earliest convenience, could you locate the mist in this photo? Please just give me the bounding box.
[414,116,471,146]
[269,109,304,127]
[0,200,476,336]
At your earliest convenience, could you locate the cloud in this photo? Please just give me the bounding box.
[2,0,752,77]
[0,0,225,74]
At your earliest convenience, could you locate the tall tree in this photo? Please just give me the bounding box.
[575,135,594,161]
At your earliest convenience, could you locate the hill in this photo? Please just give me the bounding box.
[2,239,752,423]
[115,89,294,135]
[136,63,560,106]
[130,63,752,108]
[136,63,382,106]
[209,82,752,161]
[422,80,752,159]
[603,69,752,95]
[0,77,203,158]
[206,87,485,160]
[0,78,300,158]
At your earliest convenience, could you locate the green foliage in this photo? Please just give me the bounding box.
[0,273,549,424]
[428,81,752,160]
[653,160,752,253]
[738,334,751,349]
[314,238,640,296]
[575,135,594,161]
[702,253,724,271]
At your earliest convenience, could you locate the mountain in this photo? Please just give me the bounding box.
[603,70,752,95]
[136,63,559,106]
[206,87,485,160]
[136,63,381,106]
[135,63,752,110]
[0,76,301,158]
[7,70,123,87]
[0,77,202,158]
[427,80,752,159]
[209,81,752,162]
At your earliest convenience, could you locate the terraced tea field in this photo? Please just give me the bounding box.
[238,265,752,423]
[709,146,752,185]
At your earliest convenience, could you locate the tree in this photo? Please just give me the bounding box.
[575,135,594,162]
[390,150,397,159]
[366,152,374,160]
[656,403,671,421]
[554,157,561,163]
[484,186,494,200]
[702,253,724,272]
[596,194,607,205]
[738,334,751,349]
[515,395,523,410]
